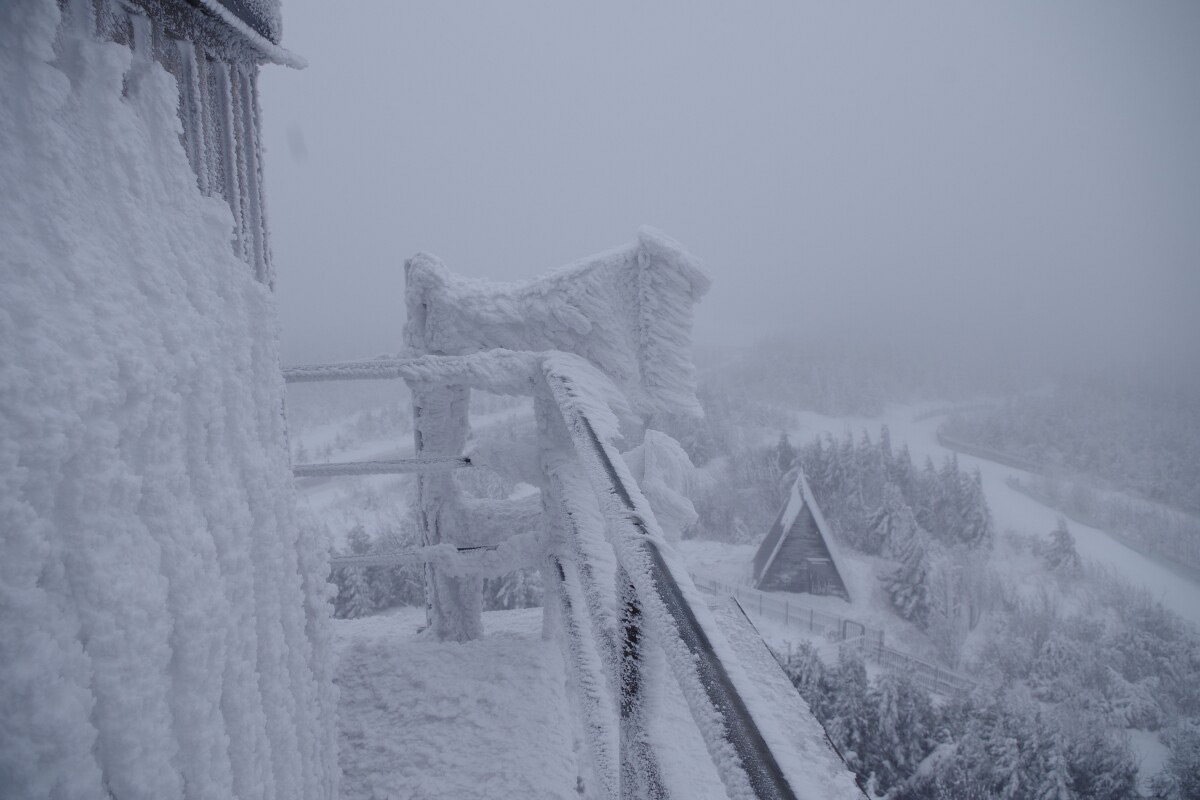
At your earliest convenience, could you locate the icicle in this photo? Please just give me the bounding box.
[236,64,269,283]
[212,60,245,260]
[175,39,209,195]
[226,62,250,265]
[244,67,275,286]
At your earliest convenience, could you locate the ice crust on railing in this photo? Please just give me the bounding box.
[549,554,621,800]
[332,532,541,577]
[543,453,622,651]
[544,360,865,799]
[405,227,711,420]
[0,5,335,797]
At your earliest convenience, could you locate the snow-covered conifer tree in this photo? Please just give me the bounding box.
[883,529,933,626]
[1044,517,1081,574]
[869,482,919,558]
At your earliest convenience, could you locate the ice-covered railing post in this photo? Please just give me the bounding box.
[402,227,711,643]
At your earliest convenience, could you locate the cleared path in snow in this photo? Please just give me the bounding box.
[791,405,1200,627]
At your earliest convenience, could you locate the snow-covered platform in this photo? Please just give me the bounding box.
[333,602,862,800]
[334,607,578,800]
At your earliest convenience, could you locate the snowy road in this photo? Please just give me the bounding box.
[790,404,1200,627]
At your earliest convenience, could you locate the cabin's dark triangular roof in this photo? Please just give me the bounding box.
[752,472,850,600]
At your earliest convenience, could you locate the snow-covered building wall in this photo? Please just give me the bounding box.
[0,2,337,798]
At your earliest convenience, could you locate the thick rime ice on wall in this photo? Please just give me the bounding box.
[404,227,712,421]
[0,3,337,798]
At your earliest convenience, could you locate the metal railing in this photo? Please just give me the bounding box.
[285,350,863,799]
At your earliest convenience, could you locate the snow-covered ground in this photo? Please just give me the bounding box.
[334,607,579,800]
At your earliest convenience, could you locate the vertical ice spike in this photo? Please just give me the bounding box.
[237,64,269,285]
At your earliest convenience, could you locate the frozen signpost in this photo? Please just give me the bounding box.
[284,229,864,800]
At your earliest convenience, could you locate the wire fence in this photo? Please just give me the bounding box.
[692,574,977,697]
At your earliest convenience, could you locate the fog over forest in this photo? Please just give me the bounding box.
[263,0,1200,382]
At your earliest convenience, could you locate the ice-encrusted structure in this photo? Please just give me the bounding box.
[371,238,861,796]
[405,227,712,421]
[400,231,710,642]
[0,3,337,798]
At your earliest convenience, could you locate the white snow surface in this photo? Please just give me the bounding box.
[334,608,578,800]
[1,3,336,797]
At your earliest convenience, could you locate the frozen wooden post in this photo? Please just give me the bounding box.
[410,382,480,641]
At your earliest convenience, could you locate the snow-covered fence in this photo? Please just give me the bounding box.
[691,575,882,644]
[283,349,862,799]
[692,575,976,696]
[840,637,976,696]
[281,231,863,799]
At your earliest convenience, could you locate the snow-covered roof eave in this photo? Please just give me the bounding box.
[754,473,853,601]
[192,0,306,68]
[753,478,803,588]
[798,471,852,600]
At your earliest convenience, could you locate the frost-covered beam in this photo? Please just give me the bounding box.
[282,350,552,396]
[292,456,470,478]
[330,534,540,577]
[282,358,423,383]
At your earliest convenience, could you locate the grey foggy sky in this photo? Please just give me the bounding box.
[260,1,1200,372]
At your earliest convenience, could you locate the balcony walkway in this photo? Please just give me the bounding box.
[334,607,578,800]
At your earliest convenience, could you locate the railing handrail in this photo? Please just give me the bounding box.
[543,362,804,800]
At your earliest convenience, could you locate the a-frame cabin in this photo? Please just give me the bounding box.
[752,472,851,600]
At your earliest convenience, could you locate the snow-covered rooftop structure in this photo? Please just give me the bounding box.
[752,473,851,601]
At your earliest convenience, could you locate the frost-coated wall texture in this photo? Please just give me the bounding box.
[0,2,338,798]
